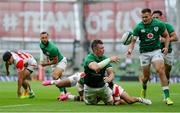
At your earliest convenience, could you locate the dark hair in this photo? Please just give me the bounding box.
[91,39,103,50]
[3,51,12,62]
[152,10,163,16]
[40,31,49,36]
[141,8,151,14]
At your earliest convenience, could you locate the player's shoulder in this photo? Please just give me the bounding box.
[164,22,174,28]
[85,53,93,60]
[101,55,108,59]
[153,18,165,25]
[39,42,45,48]
[48,41,58,49]
[84,53,95,63]
[134,21,144,30]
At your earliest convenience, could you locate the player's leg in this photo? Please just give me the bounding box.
[140,65,151,98]
[52,67,67,96]
[20,80,30,99]
[165,64,171,84]
[153,61,173,105]
[20,69,35,99]
[99,84,114,105]
[164,52,174,84]
[65,90,84,101]
[73,81,84,101]
[56,75,79,101]
[84,85,99,105]
[121,92,138,104]
[139,53,151,98]
[43,72,80,87]
[26,57,37,98]
[114,99,127,105]
[120,91,151,105]
[22,80,29,96]
[52,57,68,96]
[43,78,71,87]
[152,50,173,105]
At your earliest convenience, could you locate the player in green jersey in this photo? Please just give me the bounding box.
[40,31,68,99]
[42,71,152,105]
[127,8,173,105]
[152,10,178,84]
[83,39,120,105]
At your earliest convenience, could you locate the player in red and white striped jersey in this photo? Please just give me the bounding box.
[108,82,152,105]
[2,51,37,99]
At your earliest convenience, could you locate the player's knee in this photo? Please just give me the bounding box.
[52,75,60,80]
[69,76,78,86]
[157,65,165,73]
[143,76,149,82]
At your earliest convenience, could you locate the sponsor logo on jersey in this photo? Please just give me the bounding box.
[147,33,153,39]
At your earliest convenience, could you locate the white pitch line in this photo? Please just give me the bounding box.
[0,104,31,108]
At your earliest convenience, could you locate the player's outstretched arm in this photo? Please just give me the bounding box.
[89,56,120,73]
[126,36,137,56]
[161,29,170,55]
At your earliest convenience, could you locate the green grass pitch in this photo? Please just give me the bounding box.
[0,81,179,112]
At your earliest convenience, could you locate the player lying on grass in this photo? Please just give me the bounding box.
[42,72,85,101]
[108,82,152,105]
[2,51,36,99]
[42,72,152,105]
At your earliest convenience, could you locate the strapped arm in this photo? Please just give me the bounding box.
[97,58,110,69]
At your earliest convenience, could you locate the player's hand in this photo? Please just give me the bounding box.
[40,61,46,67]
[40,63,46,67]
[110,56,120,63]
[162,47,168,55]
[126,49,132,57]
[103,77,113,83]
[160,37,166,43]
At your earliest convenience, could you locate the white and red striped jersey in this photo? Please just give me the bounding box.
[112,84,125,101]
[11,51,37,72]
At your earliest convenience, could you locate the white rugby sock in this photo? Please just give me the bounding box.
[68,94,75,100]
[52,78,61,85]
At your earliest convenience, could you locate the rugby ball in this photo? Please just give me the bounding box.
[120,31,133,45]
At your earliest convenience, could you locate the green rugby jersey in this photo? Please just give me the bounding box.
[162,22,174,53]
[133,19,166,53]
[83,53,112,88]
[40,41,63,62]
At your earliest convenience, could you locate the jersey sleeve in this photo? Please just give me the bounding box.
[16,60,24,71]
[83,55,94,68]
[51,48,58,55]
[159,21,166,35]
[166,23,175,34]
[133,24,140,37]
[83,54,112,69]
